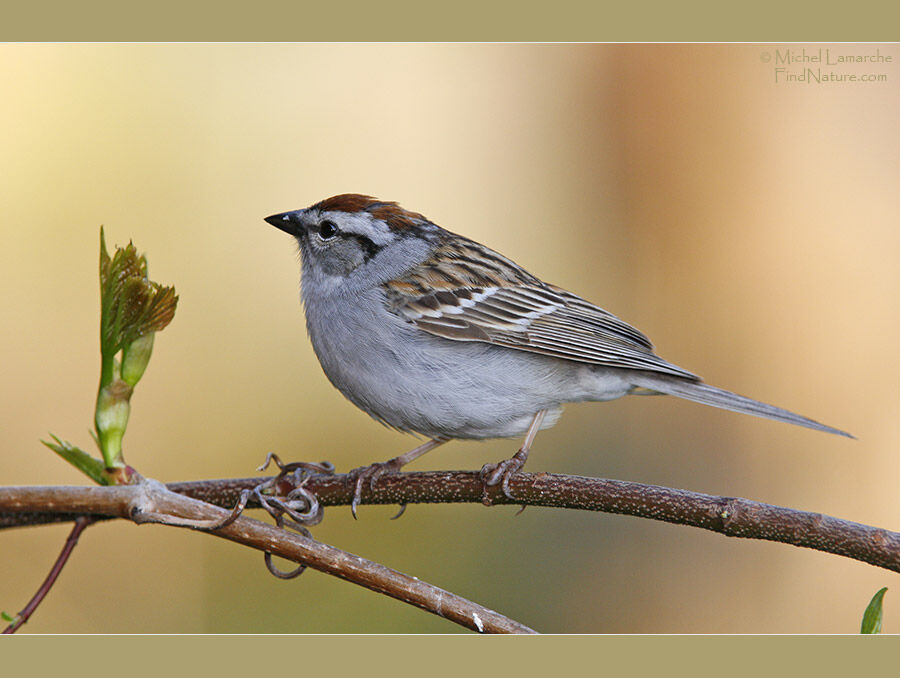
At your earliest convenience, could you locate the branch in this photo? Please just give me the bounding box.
[0,481,535,634]
[2,516,93,633]
[4,470,899,573]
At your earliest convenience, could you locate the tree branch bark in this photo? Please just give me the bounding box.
[3,470,899,574]
[0,480,535,634]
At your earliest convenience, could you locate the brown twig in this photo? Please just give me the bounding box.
[0,481,535,634]
[2,516,93,634]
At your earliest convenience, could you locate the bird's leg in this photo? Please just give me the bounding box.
[481,409,547,500]
[349,437,448,518]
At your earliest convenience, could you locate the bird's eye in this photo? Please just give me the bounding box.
[317,220,338,240]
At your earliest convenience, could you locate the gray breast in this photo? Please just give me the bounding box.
[303,287,633,439]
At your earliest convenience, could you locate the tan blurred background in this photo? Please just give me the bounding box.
[1,44,897,633]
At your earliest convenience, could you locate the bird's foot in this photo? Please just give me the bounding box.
[348,459,404,519]
[480,448,528,501]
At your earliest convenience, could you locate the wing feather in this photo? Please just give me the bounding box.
[383,236,698,380]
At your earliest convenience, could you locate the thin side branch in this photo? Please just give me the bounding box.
[2,516,93,634]
[0,481,535,634]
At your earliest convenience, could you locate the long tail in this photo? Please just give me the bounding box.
[629,373,854,438]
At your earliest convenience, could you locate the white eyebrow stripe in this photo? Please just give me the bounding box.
[320,210,395,245]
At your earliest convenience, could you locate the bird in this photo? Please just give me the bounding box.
[265,194,852,514]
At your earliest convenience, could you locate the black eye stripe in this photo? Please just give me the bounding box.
[312,219,382,261]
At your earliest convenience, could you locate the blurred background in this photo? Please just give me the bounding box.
[1,43,897,633]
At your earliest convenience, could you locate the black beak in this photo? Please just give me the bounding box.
[265,210,303,236]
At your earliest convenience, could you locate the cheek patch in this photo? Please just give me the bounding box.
[342,233,381,262]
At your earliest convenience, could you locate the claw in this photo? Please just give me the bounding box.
[346,437,449,518]
[480,410,546,504]
[349,460,401,519]
[480,454,526,501]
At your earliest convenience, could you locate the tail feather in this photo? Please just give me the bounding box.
[629,374,854,438]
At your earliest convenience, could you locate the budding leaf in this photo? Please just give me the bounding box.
[46,228,178,483]
[99,227,177,362]
[42,435,110,486]
[861,587,887,634]
[121,333,155,386]
[93,228,178,471]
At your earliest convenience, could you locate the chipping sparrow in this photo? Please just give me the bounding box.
[265,194,851,514]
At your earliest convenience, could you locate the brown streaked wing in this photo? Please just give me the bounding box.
[383,239,698,380]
